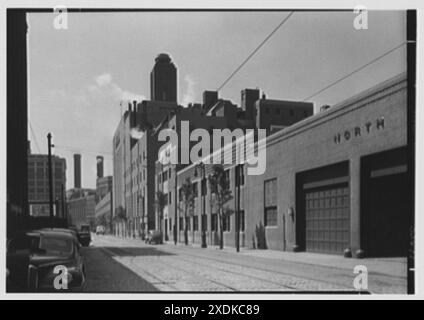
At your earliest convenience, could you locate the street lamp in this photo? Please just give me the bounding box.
[194,162,207,248]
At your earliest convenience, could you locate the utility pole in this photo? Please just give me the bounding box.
[195,162,207,248]
[61,183,65,219]
[236,164,240,252]
[174,163,178,245]
[47,133,54,219]
[201,164,207,248]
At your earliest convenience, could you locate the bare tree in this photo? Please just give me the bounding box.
[156,190,167,244]
[181,177,195,245]
[208,164,233,249]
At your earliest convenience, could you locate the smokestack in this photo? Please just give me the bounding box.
[74,154,81,188]
[96,156,104,179]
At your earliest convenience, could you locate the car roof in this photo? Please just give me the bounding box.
[41,228,76,233]
[33,229,75,239]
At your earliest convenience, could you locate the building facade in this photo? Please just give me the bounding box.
[95,192,113,233]
[171,73,410,258]
[28,153,67,217]
[67,189,96,229]
[112,100,178,237]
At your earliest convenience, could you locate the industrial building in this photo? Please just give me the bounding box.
[171,73,410,258]
[27,148,67,217]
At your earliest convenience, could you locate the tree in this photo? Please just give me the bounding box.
[156,190,167,244]
[180,177,195,245]
[208,164,233,249]
[113,206,126,237]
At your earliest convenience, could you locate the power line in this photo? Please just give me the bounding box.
[302,41,407,102]
[28,120,42,154]
[217,12,294,92]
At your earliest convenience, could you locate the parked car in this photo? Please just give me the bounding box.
[96,225,105,235]
[7,230,86,292]
[40,228,79,242]
[145,230,163,244]
[78,225,91,247]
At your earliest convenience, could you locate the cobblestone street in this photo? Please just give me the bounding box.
[82,234,407,294]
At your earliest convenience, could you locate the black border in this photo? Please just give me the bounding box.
[6,7,416,296]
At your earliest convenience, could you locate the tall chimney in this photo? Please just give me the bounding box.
[74,154,81,188]
[96,156,104,179]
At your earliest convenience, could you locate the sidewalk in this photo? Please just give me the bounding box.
[164,240,407,279]
[110,235,406,279]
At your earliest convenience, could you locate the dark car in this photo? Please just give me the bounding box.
[7,230,86,292]
[78,225,91,247]
[144,230,163,244]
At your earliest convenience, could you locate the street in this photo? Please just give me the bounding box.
[81,234,407,293]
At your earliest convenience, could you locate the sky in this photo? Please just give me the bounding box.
[27,10,407,189]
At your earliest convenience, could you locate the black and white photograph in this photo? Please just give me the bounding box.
[3,1,420,301]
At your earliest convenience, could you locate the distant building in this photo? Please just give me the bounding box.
[150,53,177,102]
[95,175,113,233]
[74,154,82,188]
[254,95,313,134]
[67,189,96,229]
[28,152,67,217]
[241,88,260,121]
[95,192,113,233]
[96,176,112,201]
[113,98,178,237]
[96,155,104,179]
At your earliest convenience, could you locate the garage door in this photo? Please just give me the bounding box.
[305,184,350,254]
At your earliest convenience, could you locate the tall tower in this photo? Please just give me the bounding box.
[96,156,104,179]
[74,154,81,188]
[150,53,177,102]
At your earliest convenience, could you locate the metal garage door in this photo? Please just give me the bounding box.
[305,184,350,254]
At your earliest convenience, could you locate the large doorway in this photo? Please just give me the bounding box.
[361,147,410,257]
[296,161,350,255]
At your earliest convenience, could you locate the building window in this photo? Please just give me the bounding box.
[179,217,184,231]
[158,174,161,184]
[264,178,278,226]
[225,169,230,184]
[201,179,207,196]
[275,108,280,115]
[211,214,218,232]
[179,188,183,201]
[239,210,245,232]
[223,214,231,232]
[265,108,270,114]
[193,215,199,231]
[186,217,191,231]
[163,170,168,182]
[168,191,172,204]
[193,182,198,198]
[201,214,207,231]
[169,218,172,231]
[236,164,245,186]
[289,109,294,116]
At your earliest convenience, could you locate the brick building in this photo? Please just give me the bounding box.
[27,152,67,217]
[171,73,410,258]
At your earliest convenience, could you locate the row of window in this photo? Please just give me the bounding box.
[158,167,173,184]
[264,107,309,118]
[168,211,246,232]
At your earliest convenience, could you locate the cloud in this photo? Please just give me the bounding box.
[181,74,196,107]
[90,72,146,103]
[95,73,113,87]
